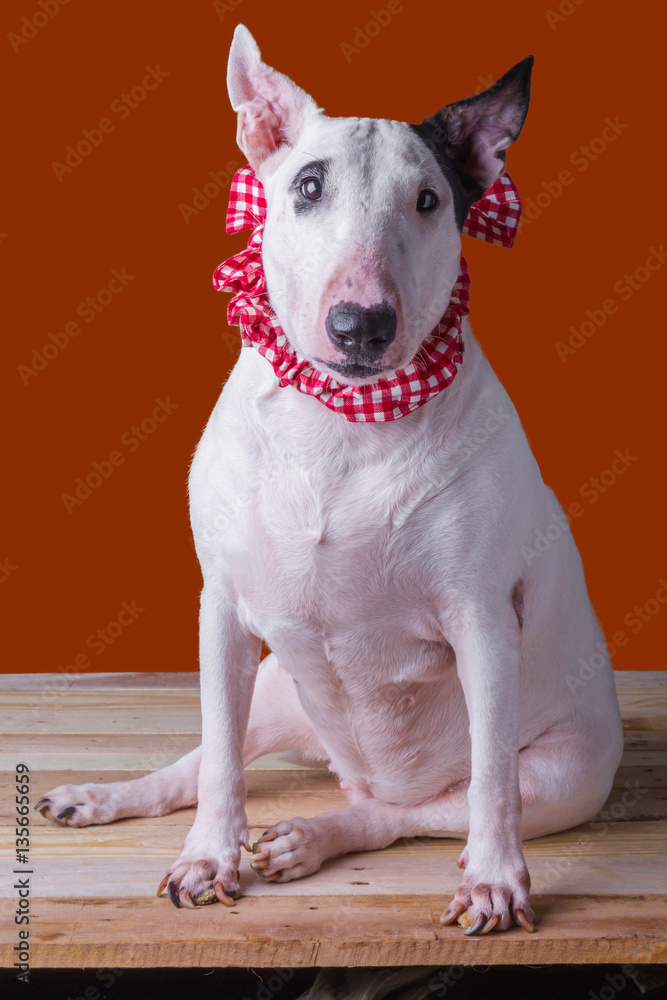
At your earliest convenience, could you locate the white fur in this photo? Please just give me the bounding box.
[38,26,623,931]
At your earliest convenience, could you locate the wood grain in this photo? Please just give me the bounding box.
[0,670,665,968]
[8,895,667,967]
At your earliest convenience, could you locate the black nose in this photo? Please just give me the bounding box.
[326,302,397,357]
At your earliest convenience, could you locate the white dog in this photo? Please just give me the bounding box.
[37,25,623,935]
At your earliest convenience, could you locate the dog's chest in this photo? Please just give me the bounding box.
[234,449,441,649]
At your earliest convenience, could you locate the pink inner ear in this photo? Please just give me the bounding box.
[229,38,318,171]
[237,99,284,162]
[469,127,510,188]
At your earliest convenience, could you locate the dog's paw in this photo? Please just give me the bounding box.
[249,817,327,883]
[158,822,250,909]
[34,783,117,827]
[157,853,243,909]
[440,853,534,935]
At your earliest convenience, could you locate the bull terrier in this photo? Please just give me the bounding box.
[36,24,623,935]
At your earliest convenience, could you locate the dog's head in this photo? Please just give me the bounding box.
[227,26,532,384]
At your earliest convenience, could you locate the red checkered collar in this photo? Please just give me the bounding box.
[213,165,521,422]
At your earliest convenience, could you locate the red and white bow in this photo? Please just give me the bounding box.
[213,166,521,422]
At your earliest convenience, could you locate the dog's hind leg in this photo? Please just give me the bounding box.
[35,653,325,827]
[35,744,204,827]
[243,653,330,767]
[250,723,620,934]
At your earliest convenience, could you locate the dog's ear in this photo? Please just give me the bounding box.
[227,25,319,173]
[418,57,533,193]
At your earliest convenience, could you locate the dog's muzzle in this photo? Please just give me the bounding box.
[326,302,397,358]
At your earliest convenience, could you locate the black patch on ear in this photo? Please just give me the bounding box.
[410,56,534,228]
[409,120,484,229]
[448,56,534,147]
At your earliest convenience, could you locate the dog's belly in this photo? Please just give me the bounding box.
[299,650,471,806]
[270,626,472,804]
[240,553,471,803]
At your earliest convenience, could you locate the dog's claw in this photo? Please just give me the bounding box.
[34,798,50,812]
[57,807,76,822]
[159,871,240,909]
[515,908,535,933]
[250,860,269,873]
[257,830,279,844]
[214,881,237,906]
[479,913,500,935]
[439,902,465,926]
[251,849,271,862]
[463,912,487,936]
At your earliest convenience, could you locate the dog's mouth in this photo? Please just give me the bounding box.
[315,358,394,381]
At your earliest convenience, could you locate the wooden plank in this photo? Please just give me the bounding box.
[0,672,200,691]
[1,667,662,692]
[2,747,666,784]
[618,749,667,770]
[620,708,667,732]
[1,708,202,736]
[0,853,665,901]
[3,668,665,704]
[4,816,663,856]
[1,894,664,967]
[0,740,313,773]
[614,671,667,690]
[623,729,667,751]
[615,761,666,790]
[4,696,665,737]
[597,786,667,820]
[2,689,201,709]
[0,734,201,771]
[614,671,667,731]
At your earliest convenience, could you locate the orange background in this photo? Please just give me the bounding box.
[2,0,664,674]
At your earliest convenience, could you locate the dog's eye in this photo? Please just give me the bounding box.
[299,177,323,202]
[417,189,439,212]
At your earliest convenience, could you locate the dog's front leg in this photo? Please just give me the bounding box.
[159,586,261,908]
[442,603,534,935]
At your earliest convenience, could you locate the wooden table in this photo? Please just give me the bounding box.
[1,670,665,968]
